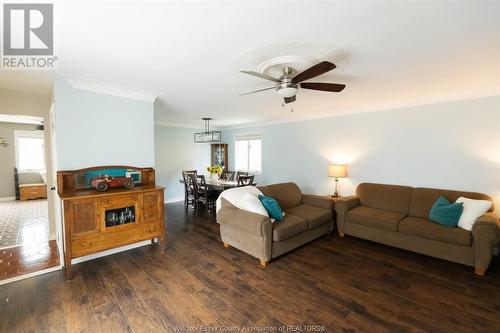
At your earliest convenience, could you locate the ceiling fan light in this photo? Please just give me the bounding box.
[277,87,298,98]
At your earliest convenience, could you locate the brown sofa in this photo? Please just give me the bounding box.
[336,183,499,274]
[217,182,333,266]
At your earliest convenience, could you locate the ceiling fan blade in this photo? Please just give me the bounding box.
[241,70,281,83]
[300,82,346,92]
[284,95,296,104]
[292,61,336,83]
[239,86,275,96]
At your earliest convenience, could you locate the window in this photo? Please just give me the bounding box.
[14,130,45,172]
[235,134,261,173]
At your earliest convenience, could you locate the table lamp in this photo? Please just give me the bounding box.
[328,165,347,198]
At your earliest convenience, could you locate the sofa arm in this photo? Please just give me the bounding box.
[302,194,333,210]
[217,198,272,237]
[472,212,500,273]
[334,196,360,236]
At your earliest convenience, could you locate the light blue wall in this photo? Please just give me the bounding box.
[54,77,155,170]
[222,96,500,207]
[154,125,211,202]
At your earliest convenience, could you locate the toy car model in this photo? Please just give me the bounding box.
[90,174,135,192]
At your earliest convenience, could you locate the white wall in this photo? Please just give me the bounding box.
[53,77,157,262]
[154,125,211,203]
[222,96,500,208]
[53,78,155,169]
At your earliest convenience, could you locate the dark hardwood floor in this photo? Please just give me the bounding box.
[0,202,499,332]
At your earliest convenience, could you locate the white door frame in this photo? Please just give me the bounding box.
[0,104,63,286]
[49,103,65,266]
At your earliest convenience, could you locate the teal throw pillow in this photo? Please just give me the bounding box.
[429,196,464,228]
[258,195,284,221]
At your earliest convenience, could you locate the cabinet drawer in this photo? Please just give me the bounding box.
[71,222,163,258]
[20,185,47,200]
[100,194,138,207]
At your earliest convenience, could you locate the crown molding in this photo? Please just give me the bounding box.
[59,74,162,103]
[155,121,200,129]
[154,121,221,130]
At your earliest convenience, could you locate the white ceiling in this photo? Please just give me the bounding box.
[1,0,499,129]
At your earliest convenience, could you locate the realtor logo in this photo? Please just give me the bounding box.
[2,3,58,70]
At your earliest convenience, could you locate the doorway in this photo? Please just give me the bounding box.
[0,114,59,281]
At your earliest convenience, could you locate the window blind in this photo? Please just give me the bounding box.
[235,133,261,141]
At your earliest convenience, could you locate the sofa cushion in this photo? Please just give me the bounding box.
[456,197,493,231]
[285,204,331,229]
[356,183,412,214]
[258,195,284,221]
[409,187,493,219]
[257,185,274,198]
[398,216,472,246]
[346,206,406,232]
[265,182,303,210]
[272,214,308,241]
[428,196,464,228]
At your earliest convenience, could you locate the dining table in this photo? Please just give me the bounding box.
[179,178,239,191]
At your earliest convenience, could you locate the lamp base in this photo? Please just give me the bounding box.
[332,178,340,199]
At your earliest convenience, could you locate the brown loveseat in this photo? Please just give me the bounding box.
[336,183,499,274]
[217,182,333,266]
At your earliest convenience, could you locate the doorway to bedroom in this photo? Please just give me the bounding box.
[0,114,59,281]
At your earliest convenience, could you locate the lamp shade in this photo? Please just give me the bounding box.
[328,165,347,178]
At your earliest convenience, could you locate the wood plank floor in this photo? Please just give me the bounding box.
[0,202,499,333]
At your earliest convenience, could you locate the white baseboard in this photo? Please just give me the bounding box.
[71,240,151,265]
[165,197,184,204]
[49,233,56,241]
[0,196,16,202]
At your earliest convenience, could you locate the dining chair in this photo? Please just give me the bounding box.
[193,175,219,217]
[235,171,248,182]
[182,170,197,211]
[220,170,236,181]
[237,175,255,187]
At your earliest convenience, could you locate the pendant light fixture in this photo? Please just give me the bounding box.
[194,118,221,143]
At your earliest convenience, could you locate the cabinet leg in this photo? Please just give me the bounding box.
[260,259,268,267]
[159,236,166,253]
[64,259,72,281]
[223,242,230,248]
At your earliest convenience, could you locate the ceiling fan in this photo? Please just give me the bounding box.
[240,61,345,104]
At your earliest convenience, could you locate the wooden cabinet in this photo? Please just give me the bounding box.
[58,166,165,280]
[211,144,228,169]
[19,183,47,200]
